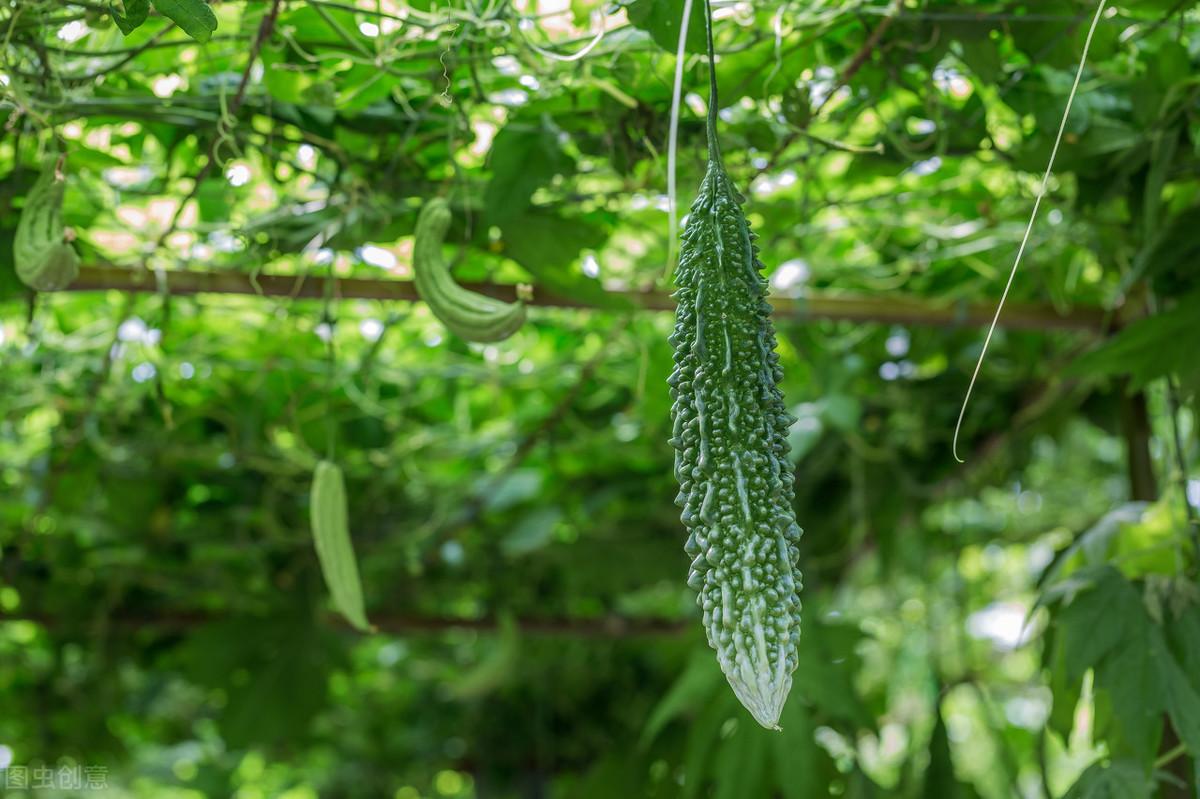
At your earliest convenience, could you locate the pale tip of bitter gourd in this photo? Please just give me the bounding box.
[721,660,791,730]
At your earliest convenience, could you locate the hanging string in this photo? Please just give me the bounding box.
[663,0,696,285]
[951,0,1109,463]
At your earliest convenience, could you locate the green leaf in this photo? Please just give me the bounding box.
[194,178,231,223]
[501,506,563,558]
[450,614,521,698]
[480,469,543,512]
[1151,41,1191,87]
[1136,207,1200,287]
[1036,504,1150,594]
[1062,760,1153,799]
[820,394,862,433]
[682,690,739,799]
[771,699,824,799]
[1150,626,1200,753]
[1050,567,1195,761]
[110,0,150,34]
[948,24,1001,81]
[791,618,874,730]
[619,0,706,54]
[174,615,343,748]
[500,211,630,310]
[922,705,970,799]
[484,118,574,224]
[0,226,24,302]
[1069,292,1200,391]
[1143,127,1180,236]
[1093,626,1163,761]
[641,648,724,746]
[569,0,595,27]
[1045,626,1084,740]
[1054,566,1146,681]
[845,767,885,799]
[151,0,218,42]
[713,719,769,799]
[1166,605,1200,685]
[787,402,824,462]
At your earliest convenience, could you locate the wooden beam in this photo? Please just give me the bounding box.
[3,610,690,638]
[61,265,1111,332]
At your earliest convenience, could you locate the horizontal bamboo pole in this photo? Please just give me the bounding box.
[63,265,1111,332]
[4,611,689,638]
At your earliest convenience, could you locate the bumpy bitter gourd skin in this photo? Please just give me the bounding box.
[413,199,526,343]
[668,21,803,725]
[14,158,80,292]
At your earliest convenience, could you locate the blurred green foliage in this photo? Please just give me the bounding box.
[1,0,1199,797]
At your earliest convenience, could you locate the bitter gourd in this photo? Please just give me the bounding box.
[13,157,80,292]
[668,0,803,730]
[413,198,526,343]
[310,460,371,632]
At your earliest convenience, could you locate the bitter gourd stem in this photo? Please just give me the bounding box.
[702,0,721,168]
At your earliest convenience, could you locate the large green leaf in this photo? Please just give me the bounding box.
[484,119,575,224]
[151,0,218,42]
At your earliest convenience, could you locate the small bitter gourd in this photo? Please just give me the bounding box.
[310,460,372,632]
[413,198,526,343]
[668,0,803,730]
[14,157,80,292]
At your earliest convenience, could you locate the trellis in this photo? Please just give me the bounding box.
[64,264,1112,332]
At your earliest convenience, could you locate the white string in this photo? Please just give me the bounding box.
[522,10,607,62]
[664,0,695,285]
[951,0,1108,463]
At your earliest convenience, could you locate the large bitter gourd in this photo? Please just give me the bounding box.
[668,0,803,730]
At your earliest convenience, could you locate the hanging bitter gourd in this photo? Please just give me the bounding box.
[310,460,372,632]
[668,0,803,730]
[413,198,526,343]
[14,156,80,292]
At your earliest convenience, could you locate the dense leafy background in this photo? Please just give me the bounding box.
[1,0,1199,797]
